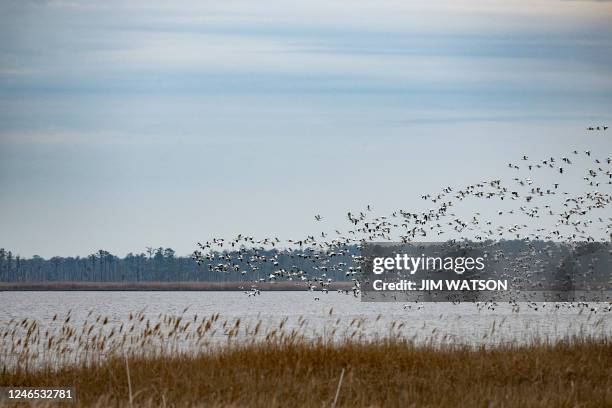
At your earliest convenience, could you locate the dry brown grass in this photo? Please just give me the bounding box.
[1,310,610,407]
[1,337,610,407]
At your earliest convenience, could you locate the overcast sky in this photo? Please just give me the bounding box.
[1,0,611,257]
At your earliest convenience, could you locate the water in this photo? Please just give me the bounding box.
[1,291,610,346]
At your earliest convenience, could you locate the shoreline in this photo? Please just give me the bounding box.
[0,281,355,291]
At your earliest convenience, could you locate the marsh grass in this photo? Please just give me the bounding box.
[0,311,610,407]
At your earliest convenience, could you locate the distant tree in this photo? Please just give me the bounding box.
[0,246,355,283]
[0,248,5,281]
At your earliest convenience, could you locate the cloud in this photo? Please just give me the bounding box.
[0,129,156,146]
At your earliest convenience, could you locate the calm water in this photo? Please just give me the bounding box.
[1,291,610,346]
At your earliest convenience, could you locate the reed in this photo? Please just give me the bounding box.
[0,312,610,407]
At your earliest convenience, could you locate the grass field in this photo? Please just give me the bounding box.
[2,337,611,407]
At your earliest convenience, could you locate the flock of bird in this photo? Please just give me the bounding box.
[193,126,611,306]
[586,125,608,131]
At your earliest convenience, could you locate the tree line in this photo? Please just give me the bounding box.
[0,248,352,283]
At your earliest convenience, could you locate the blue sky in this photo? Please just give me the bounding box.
[1,0,611,257]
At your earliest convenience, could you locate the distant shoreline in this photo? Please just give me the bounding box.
[0,281,355,291]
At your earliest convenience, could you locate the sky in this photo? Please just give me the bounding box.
[1,0,611,258]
